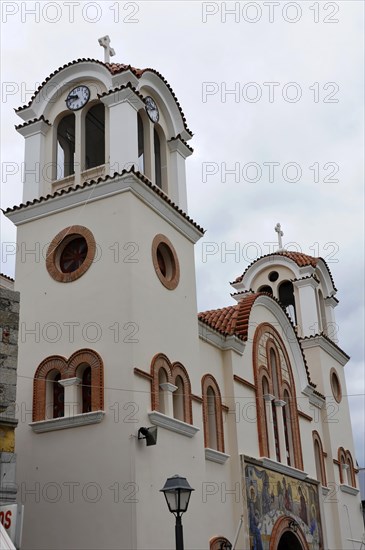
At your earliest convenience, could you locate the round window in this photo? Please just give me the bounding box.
[152,234,180,290]
[269,271,279,282]
[46,226,96,283]
[330,369,342,403]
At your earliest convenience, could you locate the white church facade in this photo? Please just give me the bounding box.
[4,40,364,549]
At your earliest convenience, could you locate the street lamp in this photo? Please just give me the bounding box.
[160,474,194,550]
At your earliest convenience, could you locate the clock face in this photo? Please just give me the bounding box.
[145,96,159,123]
[66,85,90,111]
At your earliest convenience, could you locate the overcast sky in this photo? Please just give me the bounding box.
[0,1,364,466]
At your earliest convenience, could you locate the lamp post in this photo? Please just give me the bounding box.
[160,474,194,550]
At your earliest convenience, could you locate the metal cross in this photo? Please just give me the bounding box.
[98,35,116,63]
[275,223,284,250]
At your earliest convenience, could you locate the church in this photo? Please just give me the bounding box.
[3,38,364,549]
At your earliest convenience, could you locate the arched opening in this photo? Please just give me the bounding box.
[277,531,303,550]
[158,368,168,414]
[52,372,64,419]
[81,366,92,413]
[258,285,273,295]
[207,386,218,450]
[154,128,162,188]
[85,103,105,170]
[278,281,296,324]
[270,349,281,462]
[314,439,324,485]
[56,114,75,179]
[173,375,184,421]
[138,112,145,173]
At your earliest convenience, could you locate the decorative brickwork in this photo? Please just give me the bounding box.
[202,374,224,453]
[151,234,180,290]
[253,323,303,470]
[150,353,192,423]
[338,447,356,487]
[33,349,103,421]
[171,362,193,424]
[46,225,96,283]
[269,515,310,550]
[209,536,232,550]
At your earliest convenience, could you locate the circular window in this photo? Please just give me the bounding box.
[330,369,342,403]
[269,271,279,282]
[46,226,96,283]
[152,234,180,290]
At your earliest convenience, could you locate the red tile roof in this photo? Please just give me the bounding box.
[15,58,193,135]
[198,292,321,395]
[198,292,259,340]
[3,167,205,234]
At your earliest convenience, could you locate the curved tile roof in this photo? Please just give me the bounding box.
[232,251,336,291]
[15,58,193,135]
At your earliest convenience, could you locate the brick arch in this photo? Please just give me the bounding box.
[150,353,173,411]
[270,515,310,550]
[33,355,68,421]
[253,323,303,470]
[33,350,104,422]
[312,431,327,486]
[345,450,356,487]
[68,349,104,412]
[202,374,224,453]
[209,535,232,550]
[172,362,193,424]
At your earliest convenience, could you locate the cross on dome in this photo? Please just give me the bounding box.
[274,222,284,250]
[98,35,116,63]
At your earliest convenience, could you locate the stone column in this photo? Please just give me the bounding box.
[159,383,177,417]
[58,377,81,417]
[263,394,276,459]
[274,399,288,465]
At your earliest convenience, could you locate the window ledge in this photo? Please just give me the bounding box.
[321,486,330,496]
[205,448,230,464]
[29,411,105,433]
[148,411,199,437]
[339,484,359,496]
[262,458,308,480]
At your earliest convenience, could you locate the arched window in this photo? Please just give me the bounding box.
[202,375,224,453]
[33,350,104,422]
[253,324,303,470]
[278,281,296,324]
[150,354,192,423]
[81,366,92,413]
[338,448,356,487]
[173,375,184,421]
[154,128,162,188]
[85,103,105,170]
[138,112,144,173]
[313,431,326,486]
[56,114,75,179]
[270,349,281,462]
[47,371,64,419]
[158,367,168,414]
[283,390,294,466]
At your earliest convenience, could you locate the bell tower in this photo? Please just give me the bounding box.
[6,41,204,550]
[15,36,193,211]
